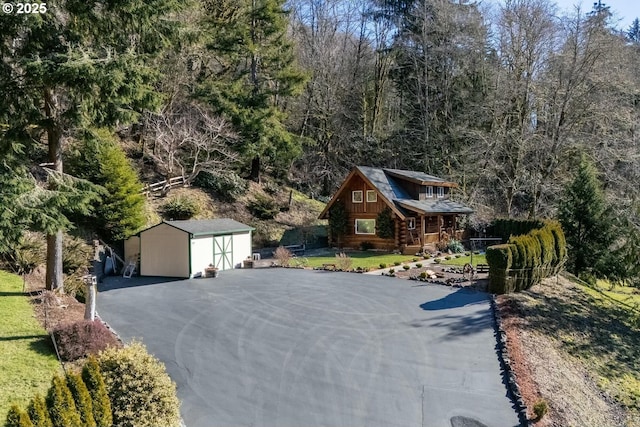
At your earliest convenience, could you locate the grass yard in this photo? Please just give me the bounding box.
[0,271,61,421]
[439,253,486,266]
[305,251,416,269]
[510,274,640,422]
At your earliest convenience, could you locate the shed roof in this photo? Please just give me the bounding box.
[165,219,254,236]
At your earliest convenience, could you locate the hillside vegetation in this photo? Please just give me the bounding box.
[500,275,640,426]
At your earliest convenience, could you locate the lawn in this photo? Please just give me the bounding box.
[305,251,417,269]
[439,253,486,266]
[0,271,61,421]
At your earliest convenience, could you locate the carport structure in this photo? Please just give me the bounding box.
[124,219,254,278]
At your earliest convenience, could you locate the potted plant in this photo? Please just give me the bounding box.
[205,264,219,278]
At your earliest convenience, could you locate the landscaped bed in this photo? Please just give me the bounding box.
[304,251,418,270]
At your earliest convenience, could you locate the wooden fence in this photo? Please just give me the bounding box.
[142,176,189,195]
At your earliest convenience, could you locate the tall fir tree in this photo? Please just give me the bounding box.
[199,0,307,181]
[558,156,612,276]
[0,0,182,290]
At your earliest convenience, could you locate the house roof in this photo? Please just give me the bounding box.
[319,166,474,219]
[165,219,254,236]
[396,199,474,215]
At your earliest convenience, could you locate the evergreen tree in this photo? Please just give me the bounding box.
[0,0,182,290]
[45,376,82,427]
[199,0,307,181]
[5,404,33,427]
[27,394,53,427]
[67,130,146,242]
[627,18,640,43]
[558,156,612,276]
[81,356,113,427]
[65,373,96,427]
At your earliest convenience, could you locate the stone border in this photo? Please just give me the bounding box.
[490,295,531,427]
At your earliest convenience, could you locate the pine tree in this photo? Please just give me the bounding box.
[0,0,183,290]
[67,129,146,242]
[27,394,53,427]
[66,373,96,427]
[81,356,113,427]
[558,156,612,276]
[45,376,82,427]
[199,0,307,181]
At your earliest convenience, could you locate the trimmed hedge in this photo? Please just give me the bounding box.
[98,342,181,427]
[5,405,33,427]
[486,219,566,294]
[81,356,113,427]
[27,394,52,427]
[46,376,82,427]
[66,373,96,427]
[51,320,120,362]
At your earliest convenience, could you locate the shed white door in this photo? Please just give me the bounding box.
[190,236,214,277]
[213,235,233,270]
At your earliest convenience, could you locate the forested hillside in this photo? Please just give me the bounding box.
[1,0,639,289]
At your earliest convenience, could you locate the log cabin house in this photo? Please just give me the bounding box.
[318,166,473,253]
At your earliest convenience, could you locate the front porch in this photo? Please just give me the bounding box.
[400,214,465,250]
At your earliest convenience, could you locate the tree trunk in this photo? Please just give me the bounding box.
[44,87,64,292]
[249,156,261,183]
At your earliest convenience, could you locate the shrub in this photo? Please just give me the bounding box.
[533,399,548,420]
[8,231,45,274]
[447,239,465,253]
[394,261,401,266]
[46,376,82,427]
[423,254,431,259]
[5,404,33,427]
[262,180,279,195]
[403,265,410,270]
[434,259,441,264]
[328,203,348,246]
[444,256,452,260]
[66,373,96,427]
[52,320,120,362]
[335,253,352,271]
[273,246,292,267]
[416,263,422,268]
[473,250,481,255]
[388,268,395,274]
[194,171,248,202]
[360,241,373,251]
[248,194,279,220]
[98,342,181,427]
[162,195,199,220]
[419,272,427,279]
[82,356,112,427]
[376,207,394,239]
[379,263,387,269]
[62,235,92,275]
[27,394,52,427]
[412,258,418,262]
[64,273,88,303]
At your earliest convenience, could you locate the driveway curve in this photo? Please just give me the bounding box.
[98,269,518,427]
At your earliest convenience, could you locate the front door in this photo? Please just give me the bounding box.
[213,235,233,270]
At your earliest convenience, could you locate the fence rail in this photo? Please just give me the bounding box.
[142,176,189,195]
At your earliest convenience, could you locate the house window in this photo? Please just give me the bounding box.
[437,186,444,198]
[426,186,433,198]
[355,219,376,235]
[407,218,416,230]
[352,190,363,203]
[366,190,377,202]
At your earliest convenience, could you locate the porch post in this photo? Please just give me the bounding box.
[438,214,443,241]
[420,214,425,247]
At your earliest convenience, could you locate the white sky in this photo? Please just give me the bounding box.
[553,0,639,29]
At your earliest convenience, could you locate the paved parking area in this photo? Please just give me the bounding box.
[98,269,518,427]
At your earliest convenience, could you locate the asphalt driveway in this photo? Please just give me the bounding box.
[98,269,518,427]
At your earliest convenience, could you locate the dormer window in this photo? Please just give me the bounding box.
[366,190,377,202]
[426,186,433,198]
[352,190,363,203]
[437,186,444,198]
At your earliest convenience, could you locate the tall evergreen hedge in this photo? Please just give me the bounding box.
[5,404,33,427]
[27,394,52,427]
[46,376,82,427]
[66,373,96,427]
[486,219,566,294]
[81,356,113,427]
